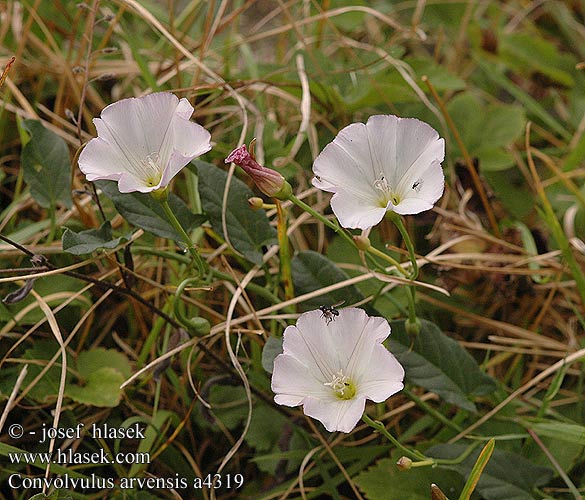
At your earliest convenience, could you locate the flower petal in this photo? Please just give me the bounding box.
[329,188,388,230]
[303,396,366,433]
[312,122,379,194]
[281,310,338,381]
[272,353,332,406]
[271,308,405,433]
[95,93,181,165]
[117,172,158,194]
[395,139,445,196]
[312,114,445,227]
[363,115,400,184]
[390,117,444,189]
[79,92,212,193]
[394,159,445,215]
[326,308,390,372]
[160,102,212,186]
[78,137,128,181]
[357,345,404,402]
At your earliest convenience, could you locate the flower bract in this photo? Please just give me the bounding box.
[312,115,445,229]
[79,92,211,193]
[271,308,404,433]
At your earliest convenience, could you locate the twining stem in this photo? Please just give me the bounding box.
[173,278,210,336]
[276,201,295,302]
[363,413,483,470]
[159,197,207,277]
[405,286,419,333]
[288,193,355,247]
[388,212,418,280]
[387,212,420,332]
[364,245,409,277]
[362,414,428,461]
[288,194,406,276]
[403,388,462,432]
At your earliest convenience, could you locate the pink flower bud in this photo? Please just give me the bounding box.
[225,145,292,200]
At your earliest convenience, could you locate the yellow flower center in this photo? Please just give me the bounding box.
[324,370,356,400]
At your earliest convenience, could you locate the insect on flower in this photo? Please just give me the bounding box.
[319,301,344,325]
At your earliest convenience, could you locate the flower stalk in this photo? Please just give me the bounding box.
[362,413,428,461]
[276,201,295,302]
[157,192,207,277]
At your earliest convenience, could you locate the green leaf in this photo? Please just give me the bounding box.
[428,444,553,500]
[291,250,364,311]
[65,348,132,407]
[528,421,585,445]
[66,367,125,407]
[261,336,283,374]
[388,320,496,411]
[0,275,88,325]
[475,59,570,140]
[19,339,72,403]
[76,348,132,380]
[20,119,72,209]
[96,180,205,241]
[409,57,466,92]
[483,169,534,219]
[354,457,464,500]
[447,93,525,171]
[194,160,277,265]
[500,32,576,88]
[205,385,248,430]
[62,221,131,255]
[246,404,305,475]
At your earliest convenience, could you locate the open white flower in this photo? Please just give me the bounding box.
[312,115,445,230]
[79,92,211,193]
[271,308,404,433]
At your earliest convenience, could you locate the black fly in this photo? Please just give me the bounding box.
[319,301,344,325]
[412,180,422,192]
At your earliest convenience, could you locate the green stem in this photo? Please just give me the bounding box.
[362,414,427,461]
[288,194,356,248]
[386,212,420,332]
[389,213,418,280]
[365,245,409,277]
[363,414,482,468]
[405,286,419,334]
[174,278,210,336]
[159,197,207,277]
[133,247,286,306]
[276,201,295,302]
[289,194,407,279]
[403,388,462,432]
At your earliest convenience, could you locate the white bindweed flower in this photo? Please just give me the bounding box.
[312,115,445,230]
[79,92,211,193]
[271,308,404,433]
